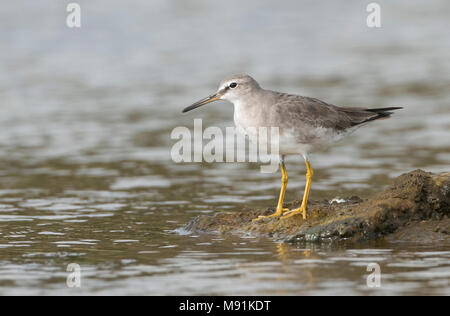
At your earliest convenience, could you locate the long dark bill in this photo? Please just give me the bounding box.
[182,93,221,113]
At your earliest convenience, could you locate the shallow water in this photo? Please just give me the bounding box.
[0,1,449,295]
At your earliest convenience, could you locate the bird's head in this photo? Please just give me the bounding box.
[182,74,260,113]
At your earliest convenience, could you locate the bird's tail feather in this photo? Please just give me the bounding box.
[366,107,403,114]
[341,106,403,127]
[363,107,403,122]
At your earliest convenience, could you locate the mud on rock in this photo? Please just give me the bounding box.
[182,170,450,243]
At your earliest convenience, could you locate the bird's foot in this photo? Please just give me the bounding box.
[281,205,307,220]
[252,208,290,222]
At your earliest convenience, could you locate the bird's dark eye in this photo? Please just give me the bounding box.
[229,82,237,89]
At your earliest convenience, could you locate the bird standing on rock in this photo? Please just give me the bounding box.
[183,74,402,221]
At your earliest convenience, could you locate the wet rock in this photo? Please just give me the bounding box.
[183,170,450,243]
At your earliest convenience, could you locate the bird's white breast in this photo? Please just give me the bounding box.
[233,100,257,136]
[233,101,312,156]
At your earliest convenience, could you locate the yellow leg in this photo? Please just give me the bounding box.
[253,158,290,221]
[281,159,314,220]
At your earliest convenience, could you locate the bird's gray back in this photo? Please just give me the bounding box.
[243,90,390,143]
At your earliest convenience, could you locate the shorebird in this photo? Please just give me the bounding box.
[182,74,401,221]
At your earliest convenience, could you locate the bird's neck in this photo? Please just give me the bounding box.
[232,92,265,128]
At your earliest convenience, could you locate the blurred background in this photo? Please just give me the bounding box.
[0,0,448,295]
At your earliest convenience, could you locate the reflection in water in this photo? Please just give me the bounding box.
[0,0,449,295]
